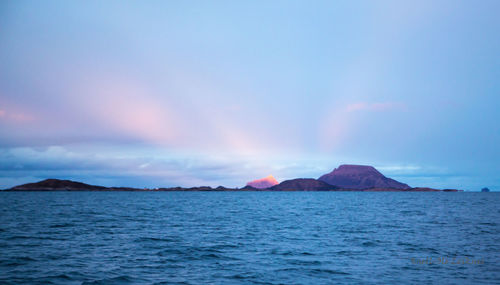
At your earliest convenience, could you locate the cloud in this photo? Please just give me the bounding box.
[376,165,422,174]
[0,108,35,122]
[0,62,285,155]
[346,102,407,112]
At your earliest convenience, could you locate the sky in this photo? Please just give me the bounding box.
[0,0,499,190]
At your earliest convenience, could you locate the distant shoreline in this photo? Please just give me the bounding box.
[3,165,470,192]
[3,178,463,192]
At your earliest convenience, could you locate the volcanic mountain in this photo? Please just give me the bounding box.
[246,175,279,189]
[318,164,410,189]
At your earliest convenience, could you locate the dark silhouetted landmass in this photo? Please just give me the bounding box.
[318,164,410,189]
[3,163,464,192]
[481,187,490,192]
[156,185,262,191]
[8,179,142,191]
[269,179,337,191]
[4,178,462,192]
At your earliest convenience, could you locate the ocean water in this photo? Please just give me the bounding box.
[0,192,498,284]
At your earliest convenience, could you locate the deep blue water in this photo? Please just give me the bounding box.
[0,192,499,284]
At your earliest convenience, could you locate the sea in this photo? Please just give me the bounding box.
[0,191,498,284]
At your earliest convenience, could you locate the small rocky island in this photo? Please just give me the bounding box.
[3,164,463,192]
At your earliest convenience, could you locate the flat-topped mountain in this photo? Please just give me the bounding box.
[318,164,410,189]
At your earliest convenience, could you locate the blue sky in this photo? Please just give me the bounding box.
[0,0,499,190]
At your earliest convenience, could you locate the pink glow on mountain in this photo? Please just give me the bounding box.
[246,175,279,189]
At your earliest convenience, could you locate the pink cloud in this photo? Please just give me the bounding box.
[346,102,407,112]
[0,109,35,122]
[9,112,35,122]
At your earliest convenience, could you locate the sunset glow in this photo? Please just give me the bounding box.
[0,0,499,190]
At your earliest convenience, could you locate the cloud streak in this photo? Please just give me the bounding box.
[346,102,407,112]
[0,108,35,123]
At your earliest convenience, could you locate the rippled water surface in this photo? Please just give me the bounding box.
[0,192,499,284]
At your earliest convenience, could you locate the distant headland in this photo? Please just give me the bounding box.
[3,164,463,192]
